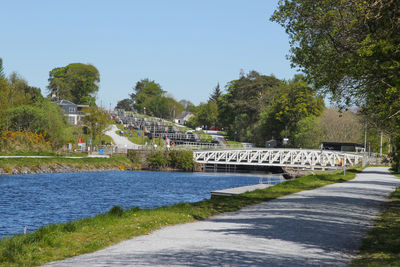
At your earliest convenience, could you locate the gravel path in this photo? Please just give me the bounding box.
[104,125,140,149]
[45,167,399,266]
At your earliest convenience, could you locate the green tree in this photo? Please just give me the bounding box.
[271,0,400,136]
[47,63,100,105]
[8,72,42,106]
[218,71,282,142]
[2,99,67,148]
[294,116,324,149]
[256,75,324,145]
[83,106,112,145]
[187,101,218,129]
[209,83,222,102]
[130,79,164,113]
[115,98,134,111]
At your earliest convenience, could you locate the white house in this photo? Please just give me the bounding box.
[174,112,194,125]
[55,99,88,125]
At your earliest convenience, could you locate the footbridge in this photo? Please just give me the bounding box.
[193,148,363,170]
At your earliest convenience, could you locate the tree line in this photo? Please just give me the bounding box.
[0,60,109,152]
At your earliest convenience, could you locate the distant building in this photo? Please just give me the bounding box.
[55,99,88,125]
[174,112,194,125]
[321,142,364,152]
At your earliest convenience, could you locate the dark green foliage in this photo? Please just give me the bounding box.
[130,206,141,213]
[47,63,100,105]
[168,150,194,171]
[271,0,400,154]
[1,99,67,148]
[127,150,142,166]
[146,150,194,171]
[127,78,184,119]
[146,151,169,169]
[218,71,282,143]
[209,83,222,103]
[61,222,77,233]
[108,206,124,217]
[0,238,23,263]
[115,98,134,111]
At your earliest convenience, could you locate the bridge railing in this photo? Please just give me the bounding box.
[193,149,363,170]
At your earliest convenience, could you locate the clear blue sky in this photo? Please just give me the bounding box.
[1,0,297,108]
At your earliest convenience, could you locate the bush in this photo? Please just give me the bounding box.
[146,151,169,169]
[0,131,52,153]
[61,222,76,233]
[169,150,194,171]
[127,150,142,168]
[108,206,124,217]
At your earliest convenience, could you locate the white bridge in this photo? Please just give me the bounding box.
[193,149,363,170]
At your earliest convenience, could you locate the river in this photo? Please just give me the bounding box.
[0,171,283,238]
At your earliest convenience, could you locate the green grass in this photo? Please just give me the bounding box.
[351,171,400,267]
[226,140,243,147]
[0,155,132,173]
[115,124,164,147]
[0,169,360,266]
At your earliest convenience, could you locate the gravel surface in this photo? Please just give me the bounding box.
[104,125,140,149]
[44,167,399,267]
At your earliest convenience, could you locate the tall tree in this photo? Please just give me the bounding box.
[271,0,400,130]
[47,63,100,105]
[115,98,134,111]
[130,78,164,113]
[218,71,282,142]
[209,83,222,102]
[256,75,324,144]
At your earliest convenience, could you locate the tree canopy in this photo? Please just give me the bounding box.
[115,98,134,111]
[130,79,165,113]
[47,63,100,105]
[271,0,400,130]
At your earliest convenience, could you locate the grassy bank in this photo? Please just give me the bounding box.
[351,171,400,267]
[0,155,133,174]
[0,169,359,266]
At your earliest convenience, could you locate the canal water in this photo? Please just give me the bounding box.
[0,171,283,238]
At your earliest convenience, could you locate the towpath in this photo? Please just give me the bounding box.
[45,167,399,266]
[104,125,140,150]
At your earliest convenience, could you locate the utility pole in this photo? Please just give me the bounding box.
[380,131,383,157]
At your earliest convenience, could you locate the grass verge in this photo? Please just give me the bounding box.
[0,155,132,173]
[351,171,400,267]
[0,169,359,266]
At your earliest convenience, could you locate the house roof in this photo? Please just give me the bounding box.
[176,112,192,120]
[55,99,76,106]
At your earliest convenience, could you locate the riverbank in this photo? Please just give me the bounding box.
[0,155,134,175]
[0,169,359,266]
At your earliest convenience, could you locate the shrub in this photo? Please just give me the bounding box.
[127,150,142,168]
[0,131,52,153]
[108,206,124,217]
[0,238,23,263]
[61,222,76,233]
[146,151,169,169]
[169,150,194,171]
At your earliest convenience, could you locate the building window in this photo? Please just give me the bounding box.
[68,116,75,124]
[69,107,75,113]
